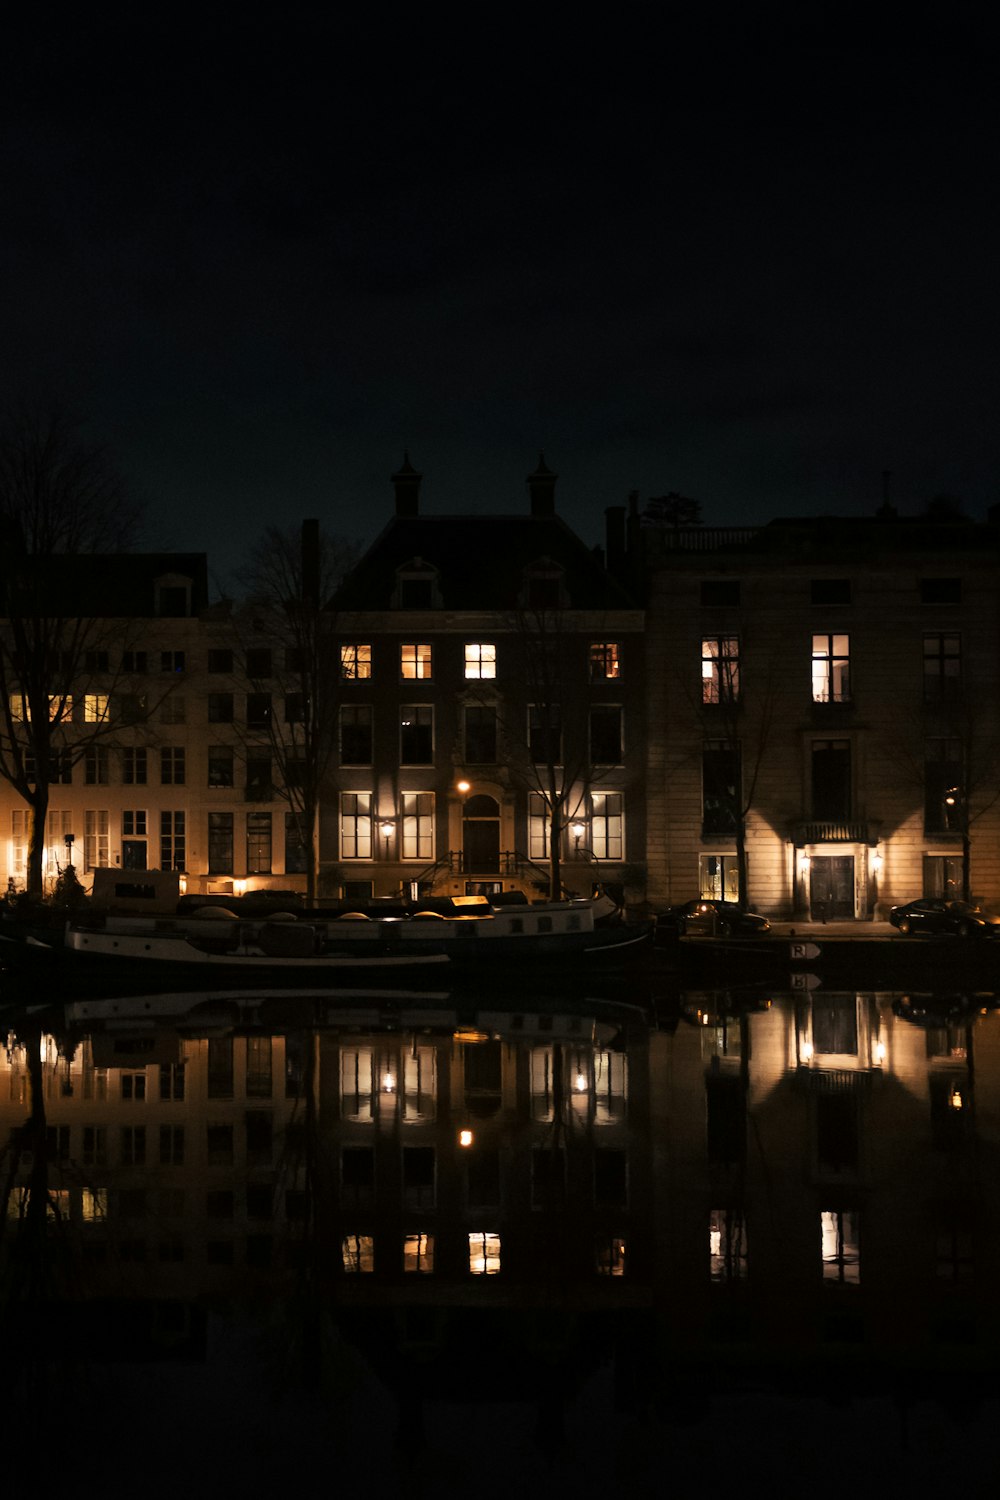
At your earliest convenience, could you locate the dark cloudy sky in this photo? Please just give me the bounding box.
[3,11,998,589]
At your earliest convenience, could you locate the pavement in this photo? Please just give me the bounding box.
[765,919,897,939]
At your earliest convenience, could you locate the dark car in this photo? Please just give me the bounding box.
[657,899,771,939]
[888,898,1000,938]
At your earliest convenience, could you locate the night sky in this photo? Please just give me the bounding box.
[3,12,998,591]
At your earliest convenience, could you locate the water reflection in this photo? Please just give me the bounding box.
[3,978,1000,1475]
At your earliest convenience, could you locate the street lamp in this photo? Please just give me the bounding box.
[380,821,394,858]
[571,821,585,857]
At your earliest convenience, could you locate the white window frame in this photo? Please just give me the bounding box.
[812,633,851,704]
[589,642,621,681]
[84,810,110,871]
[400,642,433,680]
[702,636,740,704]
[528,792,548,861]
[464,642,496,679]
[401,791,434,860]
[340,792,373,860]
[84,694,109,723]
[590,791,623,861]
[341,643,372,680]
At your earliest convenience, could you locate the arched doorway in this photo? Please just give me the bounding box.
[463,794,500,873]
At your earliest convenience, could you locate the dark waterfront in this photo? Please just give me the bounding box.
[3,964,1000,1494]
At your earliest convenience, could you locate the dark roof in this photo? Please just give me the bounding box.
[0,553,210,617]
[332,514,637,611]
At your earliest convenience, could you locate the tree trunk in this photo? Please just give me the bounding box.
[735,818,749,911]
[26,784,50,900]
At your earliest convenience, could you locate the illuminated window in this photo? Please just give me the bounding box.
[589,642,621,680]
[700,853,740,902]
[11,809,27,877]
[50,695,74,723]
[340,793,373,859]
[342,1234,374,1273]
[593,1049,627,1124]
[82,1188,108,1222]
[702,637,740,703]
[9,694,27,720]
[821,1209,860,1283]
[404,1233,434,1273]
[246,812,272,874]
[465,643,496,679]
[590,792,623,860]
[341,644,372,680]
[84,809,109,870]
[595,1237,626,1277]
[925,738,963,833]
[811,634,850,703]
[160,811,185,871]
[402,791,434,860]
[528,792,548,862]
[469,1231,501,1275]
[400,706,433,765]
[400,643,433,679]
[710,1207,748,1282]
[590,705,623,764]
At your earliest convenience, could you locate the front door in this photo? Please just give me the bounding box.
[809,855,854,919]
[463,794,500,873]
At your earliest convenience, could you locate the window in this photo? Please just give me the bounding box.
[284,692,306,723]
[398,566,435,608]
[341,1146,375,1210]
[700,580,740,607]
[10,809,26,879]
[811,740,851,820]
[341,793,372,859]
[920,577,961,605]
[816,1092,859,1172]
[526,566,562,609]
[284,813,308,874]
[531,1147,566,1209]
[706,1075,745,1164]
[403,1233,434,1274]
[207,648,233,673]
[208,692,234,723]
[82,1126,107,1167]
[84,693,109,722]
[160,747,185,785]
[207,1038,233,1098]
[160,811,185,870]
[590,705,623,764]
[528,792,547,862]
[123,810,147,837]
[702,636,740,703]
[341,1046,375,1120]
[710,1208,748,1282]
[246,648,272,678]
[206,1124,234,1165]
[595,1237,626,1277]
[810,578,851,606]
[400,643,433,679]
[208,812,234,873]
[924,633,961,702]
[812,634,850,703]
[121,1070,146,1101]
[159,1125,185,1166]
[160,1062,185,1101]
[923,853,964,900]
[703,741,739,835]
[589,642,621,680]
[403,1047,436,1121]
[85,649,110,673]
[122,650,147,673]
[464,705,497,763]
[246,693,271,729]
[123,748,147,785]
[246,1036,272,1098]
[700,854,740,901]
[465,642,497,679]
[821,1209,860,1284]
[247,812,272,873]
[85,746,108,785]
[121,1126,146,1166]
[925,738,963,833]
[340,705,373,766]
[160,695,186,725]
[342,1235,375,1273]
[468,1231,501,1276]
[160,651,185,673]
[119,693,148,725]
[400,706,433,765]
[594,1148,628,1208]
[246,755,272,801]
[590,792,623,860]
[46,752,72,784]
[528,704,561,764]
[84,810,109,870]
[341,644,371,680]
[208,745,234,787]
[48,695,73,723]
[402,792,434,860]
[403,1146,435,1210]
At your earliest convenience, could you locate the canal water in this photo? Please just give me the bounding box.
[2,970,999,1491]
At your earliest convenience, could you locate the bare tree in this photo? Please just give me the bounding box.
[235,521,358,903]
[0,408,142,896]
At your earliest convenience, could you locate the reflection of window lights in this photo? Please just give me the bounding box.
[812,634,850,703]
[702,637,740,703]
[465,642,496,679]
[342,1234,374,1273]
[821,1209,860,1283]
[595,1236,626,1276]
[341,643,372,680]
[82,1188,108,1222]
[400,643,433,679]
[468,1231,501,1275]
[710,1209,748,1281]
[403,1233,435,1273]
[340,1046,375,1120]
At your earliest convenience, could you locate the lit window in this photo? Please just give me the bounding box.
[702,637,740,703]
[821,1209,860,1284]
[342,1234,374,1273]
[595,1236,626,1277]
[341,644,372,680]
[468,1231,501,1275]
[812,634,850,703]
[709,1208,748,1282]
[402,791,434,860]
[465,643,496,679]
[528,792,548,861]
[340,792,373,859]
[590,792,623,860]
[589,642,621,680]
[50,695,75,723]
[84,810,109,870]
[82,1188,108,1222]
[403,1233,434,1274]
[400,643,433,679]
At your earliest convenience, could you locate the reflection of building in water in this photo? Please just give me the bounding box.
[2,993,999,1373]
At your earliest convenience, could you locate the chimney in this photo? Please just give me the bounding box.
[527,454,557,517]
[301,519,320,607]
[605,506,625,579]
[392,453,422,517]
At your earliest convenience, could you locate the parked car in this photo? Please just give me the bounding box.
[656,899,771,939]
[888,898,1000,938]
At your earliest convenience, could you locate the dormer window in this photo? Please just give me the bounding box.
[394,558,440,610]
[523,559,565,610]
[154,573,193,618]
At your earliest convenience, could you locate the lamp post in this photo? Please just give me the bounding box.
[380,821,394,858]
[571,821,585,858]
